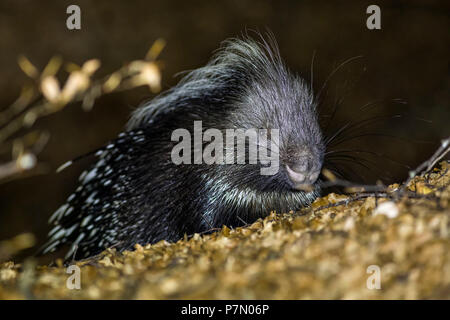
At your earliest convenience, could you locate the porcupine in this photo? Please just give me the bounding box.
[41,35,325,260]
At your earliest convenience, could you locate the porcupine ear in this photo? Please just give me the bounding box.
[38,128,146,260]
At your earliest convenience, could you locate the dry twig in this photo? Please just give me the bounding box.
[0,39,165,183]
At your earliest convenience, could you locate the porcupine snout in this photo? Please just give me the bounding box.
[286,148,322,190]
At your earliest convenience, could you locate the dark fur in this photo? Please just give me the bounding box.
[42,35,325,260]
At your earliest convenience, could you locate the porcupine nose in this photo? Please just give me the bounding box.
[286,155,320,190]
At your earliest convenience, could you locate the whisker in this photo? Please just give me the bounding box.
[325,114,403,147]
[325,160,368,183]
[325,148,411,169]
[326,156,393,182]
[310,50,316,93]
[316,55,364,104]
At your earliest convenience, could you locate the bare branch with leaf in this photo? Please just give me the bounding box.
[0,39,165,183]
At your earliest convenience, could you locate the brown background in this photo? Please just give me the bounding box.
[0,0,448,260]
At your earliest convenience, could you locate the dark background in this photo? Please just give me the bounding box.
[0,0,448,260]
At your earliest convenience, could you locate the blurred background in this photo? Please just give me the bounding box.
[0,0,448,262]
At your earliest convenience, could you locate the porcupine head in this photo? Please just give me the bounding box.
[42,34,325,260]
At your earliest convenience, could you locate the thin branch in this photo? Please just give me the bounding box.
[0,39,165,183]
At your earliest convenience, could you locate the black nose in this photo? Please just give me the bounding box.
[286,156,320,190]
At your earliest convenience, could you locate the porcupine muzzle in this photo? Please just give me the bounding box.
[286,149,321,190]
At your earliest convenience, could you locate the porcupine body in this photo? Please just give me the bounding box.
[42,35,325,260]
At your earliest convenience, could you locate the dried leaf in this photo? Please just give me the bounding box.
[82,59,101,75]
[41,56,63,78]
[103,72,122,93]
[17,55,39,78]
[40,76,61,103]
[145,38,166,60]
